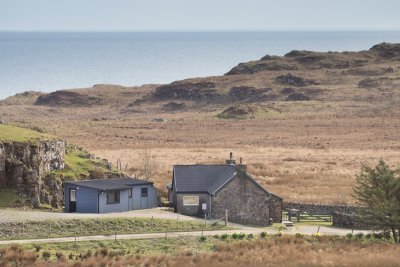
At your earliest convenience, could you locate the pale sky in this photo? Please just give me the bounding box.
[0,0,399,31]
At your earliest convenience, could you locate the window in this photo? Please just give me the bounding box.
[128,189,132,198]
[183,196,199,206]
[141,188,148,197]
[69,189,76,202]
[106,190,120,204]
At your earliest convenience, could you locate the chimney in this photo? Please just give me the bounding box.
[237,157,247,172]
[226,152,236,165]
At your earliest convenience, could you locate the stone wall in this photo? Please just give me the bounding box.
[212,171,278,226]
[283,202,362,228]
[0,140,65,207]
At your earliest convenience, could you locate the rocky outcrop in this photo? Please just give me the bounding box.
[152,82,223,102]
[225,62,297,75]
[369,42,400,58]
[0,140,65,207]
[276,73,318,87]
[35,90,103,107]
[228,86,274,102]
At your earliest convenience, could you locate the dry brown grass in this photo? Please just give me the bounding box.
[2,237,400,267]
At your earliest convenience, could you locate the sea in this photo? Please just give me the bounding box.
[1,31,400,100]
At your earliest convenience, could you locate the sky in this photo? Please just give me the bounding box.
[0,0,399,32]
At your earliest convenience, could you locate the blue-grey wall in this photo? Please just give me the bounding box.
[131,185,157,210]
[64,183,157,213]
[99,189,130,213]
[64,184,99,213]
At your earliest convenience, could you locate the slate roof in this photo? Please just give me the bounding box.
[65,177,153,190]
[173,165,237,194]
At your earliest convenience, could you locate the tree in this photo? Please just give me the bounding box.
[353,160,400,243]
[137,149,159,181]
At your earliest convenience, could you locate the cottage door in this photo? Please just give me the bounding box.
[69,189,77,212]
[140,188,148,209]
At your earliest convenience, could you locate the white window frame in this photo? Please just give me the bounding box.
[183,195,199,206]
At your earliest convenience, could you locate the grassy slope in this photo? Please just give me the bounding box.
[58,147,117,179]
[0,124,54,142]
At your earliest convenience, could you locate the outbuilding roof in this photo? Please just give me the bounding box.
[172,165,237,194]
[65,177,153,190]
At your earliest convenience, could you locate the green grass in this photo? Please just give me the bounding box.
[0,187,27,208]
[0,217,229,240]
[21,237,220,260]
[55,147,118,179]
[0,124,54,142]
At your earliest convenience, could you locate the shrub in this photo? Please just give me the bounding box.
[232,233,239,239]
[42,251,51,260]
[33,245,41,252]
[68,253,74,260]
[199,236,207,242]
[373,232,383,239]
[295,233,303,238]
[247,233,254,239]
[346,233,353,239]
[213,234,219,239]
[238,233,246,239]
[221,234,228,240]
[365,233,372,239]
[260,232,268,238]
[355,233,364,239]
[85,250,93,258]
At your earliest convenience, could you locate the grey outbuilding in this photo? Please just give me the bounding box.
[64,177,157,213]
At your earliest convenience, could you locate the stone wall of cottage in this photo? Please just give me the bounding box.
[212,172,272,226]
[269,195,283,223]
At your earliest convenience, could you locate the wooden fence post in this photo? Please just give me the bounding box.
[225,210,228,226]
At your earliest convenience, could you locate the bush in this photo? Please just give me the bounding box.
[68,253,74,260]
[221,233,228,240]
[373,232,383,239]
[232,233,239,239]
[238,233,246,239]
[365,233,372,239]
[295,233,304,238]
[247,233,254,239]
[213,234,219,239]
[355,233,364,239]
[260,232,268,238]
[199,236,207,242]
[34,244,41,252]
[346,233,353,239]
[42,251,51,260]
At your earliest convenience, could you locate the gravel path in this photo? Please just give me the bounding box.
[0,208,199,223]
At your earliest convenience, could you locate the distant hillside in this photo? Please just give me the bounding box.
[3,42,399,117]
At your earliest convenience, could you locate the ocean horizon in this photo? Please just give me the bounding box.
[1,31,400,99]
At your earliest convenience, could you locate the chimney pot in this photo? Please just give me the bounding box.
[240,157,243,164]
[230,152,233,159]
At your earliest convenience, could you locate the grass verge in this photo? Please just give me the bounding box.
[0,217,229,240]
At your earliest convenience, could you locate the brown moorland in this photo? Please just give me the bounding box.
[1,236,400,267]
[1,43,400,204]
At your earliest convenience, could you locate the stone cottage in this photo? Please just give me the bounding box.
[167,153,282,226]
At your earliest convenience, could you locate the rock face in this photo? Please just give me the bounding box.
[152,82,222,102]
[35,90,103,107]
[0,140,65,207]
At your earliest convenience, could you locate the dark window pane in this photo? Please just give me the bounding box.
[107,190,120,204]
[128,189,132,198]
[141,188,148,197]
